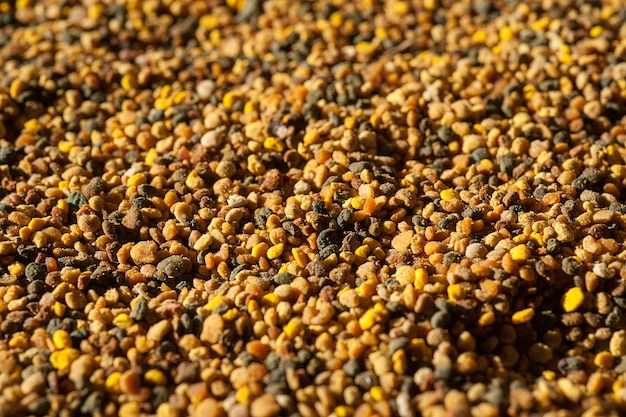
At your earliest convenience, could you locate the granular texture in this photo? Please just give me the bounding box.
[1,1,626,416]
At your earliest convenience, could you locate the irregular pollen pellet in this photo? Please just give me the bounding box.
[292,247,309,267]
[562,287,585,313]
[509,244,531,262]
[204,295,229,312]
[395,265,415,286]
[52,330,72,349]
[414,268,429,290]
[594,351,614,369]
[127,173,147,187]
[105,372,122,393]
[511,308,535,324]
[266,243,284,260]
[440,189,458,201]
[144,369,168,385]
[251,242,269,259]
[113,313,134,329]
[185,171,205,190]
[447,284,466,302]
[49,348,81,370]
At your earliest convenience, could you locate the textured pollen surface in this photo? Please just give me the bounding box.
[1,1,626,417]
